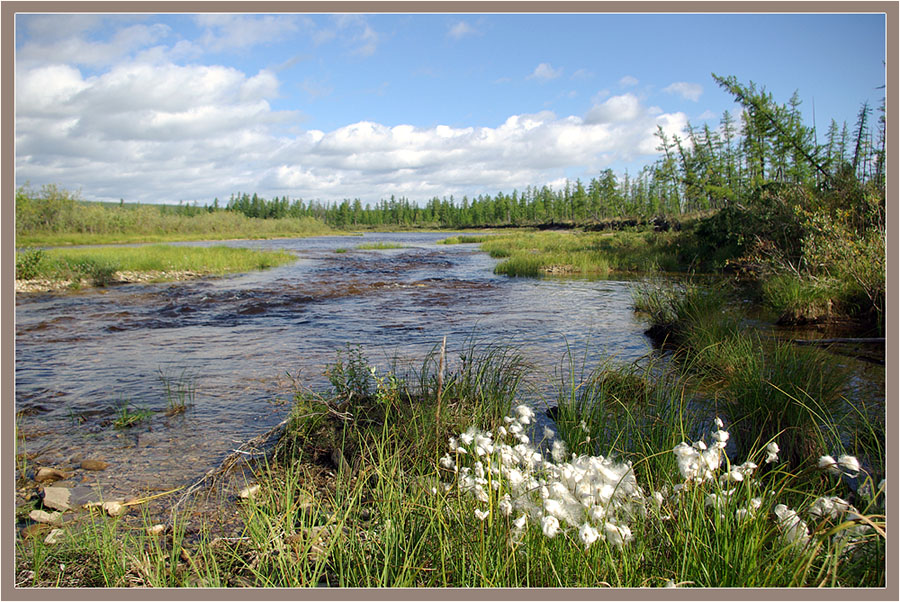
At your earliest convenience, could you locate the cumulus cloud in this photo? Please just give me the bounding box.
[619,75,639,87]
[16,53,688,204]
[528,63,563,81]
[16,21,172,68]
[664,81,703,101]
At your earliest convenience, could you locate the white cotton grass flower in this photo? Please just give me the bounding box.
[459,428,476,446]
[512,513,528,530]
[515,404,535,425]
[578,523,600,549]
[818,455,842,476]
[713,429,730,445]
[439,454,456,471]
[715,416,724,429]
[474,433,494,456]
[774,504,810,546]
[838,455,861,477]
[765,441,780,464]
[808,496,853,520]
[541,515,560,538]
[474,508,490,521]
[498,495,513,517]
[603,522,632,547]
[551,439,568,464]
[737,461,758,478]
[722,468,744,483]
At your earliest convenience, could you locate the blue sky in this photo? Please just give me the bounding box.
[15,11,886,205]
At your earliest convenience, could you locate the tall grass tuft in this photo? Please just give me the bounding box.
[158,368,196,416]
[631,279,853,469]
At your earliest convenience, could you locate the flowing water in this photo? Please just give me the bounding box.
[15,232,660,499]
[15,232,886,503]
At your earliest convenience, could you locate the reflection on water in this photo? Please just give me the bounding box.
[15,232,656,497]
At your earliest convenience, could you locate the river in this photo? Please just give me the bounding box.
[15,232,662,500]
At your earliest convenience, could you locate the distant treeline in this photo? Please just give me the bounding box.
[215,74,885,229]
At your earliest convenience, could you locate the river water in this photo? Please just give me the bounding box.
[15,232,660,499]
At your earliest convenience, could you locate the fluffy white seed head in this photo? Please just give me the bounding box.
[579,523,600,549]
[541,515,560,538]
[838,455,861,476]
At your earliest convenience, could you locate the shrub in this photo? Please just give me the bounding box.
[15,248,46,280]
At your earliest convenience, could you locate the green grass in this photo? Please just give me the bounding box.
[112,401,154,429]
[476,229,687,277]
[158,368,196,416]
[761,274,841,324]
[631,280,858,469]
[15,342,884,588]
[16,245,296,287]
[16,194,336,246]
[437,234,495,245]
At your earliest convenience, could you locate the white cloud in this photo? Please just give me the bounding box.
[15,23,690,204]
[584,93,643,124]
[448,20,478,39]
[528,63,563,81]
[619,75,639,87]
[664,81,703,102]
[16,22,172,68]
[16,54,688,204]
[571,68,594,80]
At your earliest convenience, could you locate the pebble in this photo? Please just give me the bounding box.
[35,467,70,483]
[29,509,62,524]
[80,460,109,471]
[239,484,260,499]
[44,528,65,544]
[41,487,72,512]
[102,501,127,517]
